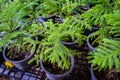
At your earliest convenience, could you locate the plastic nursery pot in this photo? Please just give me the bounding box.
[87,33,98,80]
[40,56,75,80]
[74,5,90,14]
[87,33,100,51]
[90,65,97,80]
[21,18,46,34]
[60,35,77,49]
[39,15,63,24]
[87,33,95,51]
[3,42,36,71]
[0,51,5,64]
[84,26,99,36]
[60,41,76,49]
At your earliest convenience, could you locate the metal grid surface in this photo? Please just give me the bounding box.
[0,64,45,80]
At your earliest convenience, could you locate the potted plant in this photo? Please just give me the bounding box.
[86,29,107,51]
[0,0,37,71]
[39,0,89,18]
[88,9,120,79]
[2,33,36,71]
[21,0,44,22]
[29,15,86,80]
[88,9,120,70]
[81,0,115,36]
[86,27,107,80]
[40,15,82,49]
[59,16,87,49]
[39,15,63,24]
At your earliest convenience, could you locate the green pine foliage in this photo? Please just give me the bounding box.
[0,0,36,56]
[82,0,114,27]
[43,16,86,45]
[30,16,86,70]
[0,0,26,32]
[1,0,120,73]
[39,0,88,18]
[88,9,120,72]
[21,0,43,21]
[0,0,27,47]
[105,10,120,40]
[89,38,120,72]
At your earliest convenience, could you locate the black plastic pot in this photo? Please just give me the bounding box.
[40,56,74,80]
[3,42,36,71]
[0,51,5,64]
[60,41,76,49]
[87,33,96,51]
[87,33,98,80]
[84,26,99,36]
[21,18,46,34]
[39,15,63,23]
[90,65,97,80]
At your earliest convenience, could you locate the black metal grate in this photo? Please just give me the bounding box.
[63,54,91,80]
[0,43,92,80]
[1,43,120,80]
[0,53,92,80]
[0,64,45,80]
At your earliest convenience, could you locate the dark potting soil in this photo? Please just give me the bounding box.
[63,42,120,80]
[89,36,99,48]
[43,61,70,74]
[93,68,120,80]
[6,45,31,61]
[54,17,62,23]
[61,37,75,43]
[79,6,90,11]
[46,15,62,24]
[93,24,100,28]
[74,6,90,14]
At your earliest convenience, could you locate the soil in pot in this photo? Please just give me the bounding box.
[43,61,70,74]
[42,15,63,24]
[32,34,45,41]
[105,69,120,80]
[60,36,76,49]
[40,56,74,80]
[87,33,100,51]
[3,42,36,71]
[61,35,75,42]
[6,44,32,61]
[93,68,120,80]
[79,6,90,11]
[62,42,120,80]
[22,19,46,35]
[63,42,91,80]
[74,5,90,14]
[89,36,99,48]
[84,25,100,36]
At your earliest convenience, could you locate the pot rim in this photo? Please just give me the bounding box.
[60,40,76,45]
[40,56,74,77]
[3,41,36,63]
[21,19,47,34]
[87,33,95,51]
